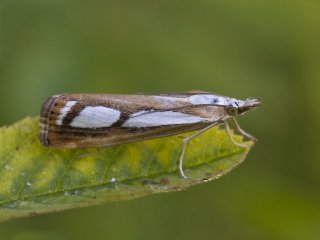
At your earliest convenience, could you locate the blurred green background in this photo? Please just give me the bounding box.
[1,0,320,239]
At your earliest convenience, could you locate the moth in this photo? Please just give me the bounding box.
[40,91,260,178]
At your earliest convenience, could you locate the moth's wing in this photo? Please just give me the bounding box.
[157,91,228,97]
[134,90,212,96]
[40,94,224,148]
[44,122,217,149]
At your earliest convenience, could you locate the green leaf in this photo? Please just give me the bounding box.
[0,117,254,221]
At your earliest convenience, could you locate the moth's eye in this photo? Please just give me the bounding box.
[227,107,238,116]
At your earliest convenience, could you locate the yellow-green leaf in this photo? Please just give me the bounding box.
[0,117,254,221]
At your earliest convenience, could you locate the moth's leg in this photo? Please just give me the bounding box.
[231,117,257,142]
[224,120,249,148]
[179,123,217,178]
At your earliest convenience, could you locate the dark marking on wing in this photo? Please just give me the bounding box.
[62,103,86,126]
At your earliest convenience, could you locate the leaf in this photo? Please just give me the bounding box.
[0,117,254,221]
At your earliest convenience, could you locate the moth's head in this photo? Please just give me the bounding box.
[188,94,261,116]
[226,98,261,116]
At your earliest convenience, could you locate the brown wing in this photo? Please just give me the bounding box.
[40,93,225,148]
